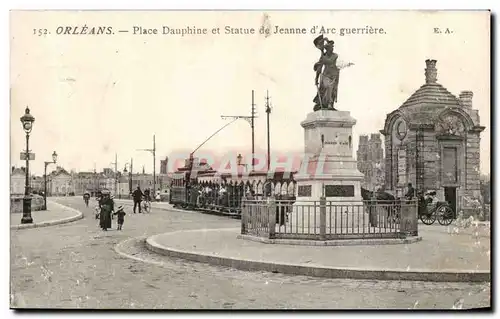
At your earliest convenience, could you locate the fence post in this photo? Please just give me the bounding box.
[399,199,418,237]
[268,197,276,239]
[413,199,419,236]
[320,196,326,240]
[241,196,247,235]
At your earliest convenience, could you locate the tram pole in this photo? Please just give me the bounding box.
[251,90,255,172]
[221,90,259,172]
[136,134,156,196]
[265,90,272,171]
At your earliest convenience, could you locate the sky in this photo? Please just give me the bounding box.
[10,10,491,176]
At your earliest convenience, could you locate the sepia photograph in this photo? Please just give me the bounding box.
[8,9,491,310]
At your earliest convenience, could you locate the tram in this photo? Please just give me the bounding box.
[169,157,297,215]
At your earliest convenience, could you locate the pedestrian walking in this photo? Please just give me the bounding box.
[83,191,90,207]
[113,205,126,230]
[94,205,101,220]
[99,189,114,231]
[132,185,144,214]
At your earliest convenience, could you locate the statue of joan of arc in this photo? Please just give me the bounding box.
[313,35,354,111]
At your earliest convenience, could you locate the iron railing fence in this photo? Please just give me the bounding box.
[241,198,418,240]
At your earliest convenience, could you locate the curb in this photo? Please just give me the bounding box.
[146,230,490,283]
[114,236,168,267]
[10,201,84,230]
[114,199,241,219]
[237,234,423,246]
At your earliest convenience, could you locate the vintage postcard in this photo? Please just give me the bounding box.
[9,10,490,310]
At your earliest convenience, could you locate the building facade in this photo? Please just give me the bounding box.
[356,134,385,191]
[10,167,25,195]
[31,175,44,194]
[70,169,120,196]
[73,172,98,195]
[63,167,170,197]
[48,167,74,196]
[380,59,485,216]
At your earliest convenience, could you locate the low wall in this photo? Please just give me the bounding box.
[10,195,45,213]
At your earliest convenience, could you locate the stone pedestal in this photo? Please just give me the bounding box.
[291,110,368,231]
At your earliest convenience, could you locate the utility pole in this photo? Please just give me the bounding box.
[265,90,272,171]
[111,153,118,197]
[251,90,256,171]
[137,134,156,194]
[221,90,258,172]
[153,135,156,193]
[93,163,97,196]
[129,157,133,194]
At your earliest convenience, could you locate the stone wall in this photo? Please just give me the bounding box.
[465,132,481,193]
[421,129,439,191]
[10,195,45,213]
[384,134,392,190]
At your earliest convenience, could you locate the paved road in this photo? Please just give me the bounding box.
[10,197,490,309]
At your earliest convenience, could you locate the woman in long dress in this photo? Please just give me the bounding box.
[99,190,114,231]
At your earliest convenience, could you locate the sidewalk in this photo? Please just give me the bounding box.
[146,225,490,283]
[10,201,83,230]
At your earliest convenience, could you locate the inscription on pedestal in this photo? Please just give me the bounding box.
[325,185,355,197]
[298,185,312,197]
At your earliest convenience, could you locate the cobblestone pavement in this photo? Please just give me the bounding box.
[10,197,491,309]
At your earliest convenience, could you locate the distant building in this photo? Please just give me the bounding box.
[10,167,25,195]
[160,157,169,174]
[48,166,74,196]
[31,175,44,194]
[11,167,46,195]
[73,172,97,195]
[118,174,130,197]
[356,134,385,191]
[65,164,172,198]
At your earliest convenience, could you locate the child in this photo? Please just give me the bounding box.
[113,205,126,230]
[95,205,100,220]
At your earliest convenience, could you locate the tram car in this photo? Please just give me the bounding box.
[169,170,190,207]
[169,163,297,216]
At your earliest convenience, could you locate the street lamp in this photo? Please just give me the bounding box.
[20,107,35,224]
[43,151,58,210]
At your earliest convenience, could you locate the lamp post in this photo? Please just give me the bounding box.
[129,158,134,194]
[43,151,57,210]
[110,153,118,197]
[123,162,131,198]
[20,107,35,224]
